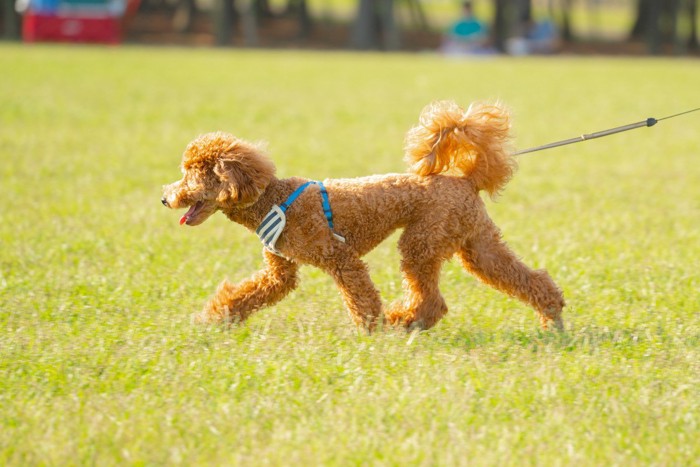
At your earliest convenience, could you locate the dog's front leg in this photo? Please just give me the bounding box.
[321,250,383,332]
[193,249,299,325]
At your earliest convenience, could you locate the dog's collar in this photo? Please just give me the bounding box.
[256,181,345,256]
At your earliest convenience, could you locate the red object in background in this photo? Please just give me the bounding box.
[23,12,122,44]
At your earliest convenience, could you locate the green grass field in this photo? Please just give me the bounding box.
[1,44,699,465]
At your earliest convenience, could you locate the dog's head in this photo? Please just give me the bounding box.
[161,132,276,226]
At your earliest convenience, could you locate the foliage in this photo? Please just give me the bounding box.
[1,45,699,465]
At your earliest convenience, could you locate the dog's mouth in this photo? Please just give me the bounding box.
[180,201,206,226]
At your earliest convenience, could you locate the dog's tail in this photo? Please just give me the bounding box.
[404,100,516,197]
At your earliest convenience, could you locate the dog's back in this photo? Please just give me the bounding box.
[324,173,484,256]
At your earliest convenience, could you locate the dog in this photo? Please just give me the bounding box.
[161,101,565,331]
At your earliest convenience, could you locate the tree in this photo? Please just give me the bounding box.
[688,0,698,50]
[2,0,21,39]
[491,0,532,51]
[351,0,399,50]
[557,0,574,42]
[628,0,700,53]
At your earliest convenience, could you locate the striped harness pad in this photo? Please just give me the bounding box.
[255,181,345,257]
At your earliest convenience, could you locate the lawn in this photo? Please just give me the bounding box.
[1,44,699,465]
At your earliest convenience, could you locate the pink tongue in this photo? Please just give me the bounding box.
[179,204,199,225]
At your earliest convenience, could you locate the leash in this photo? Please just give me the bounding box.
[513,107,700,156]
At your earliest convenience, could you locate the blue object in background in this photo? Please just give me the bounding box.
[29,0,60,13]
[451,18,486,40]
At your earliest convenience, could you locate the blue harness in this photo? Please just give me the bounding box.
[255,181,345,256]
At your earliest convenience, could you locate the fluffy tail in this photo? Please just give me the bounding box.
[404,100,516,197]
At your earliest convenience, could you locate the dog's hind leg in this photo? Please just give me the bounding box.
[321,248,383,332]
[456,223,565,330]
[193,249,299,325]
[385,229,450,331]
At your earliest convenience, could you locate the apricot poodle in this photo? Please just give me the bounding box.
[161,100,565,331]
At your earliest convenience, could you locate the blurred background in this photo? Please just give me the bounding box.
[2,0,699,55]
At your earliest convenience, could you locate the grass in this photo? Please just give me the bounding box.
[1,44,699,465]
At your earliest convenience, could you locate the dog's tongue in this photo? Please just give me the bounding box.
[179,204,199,225]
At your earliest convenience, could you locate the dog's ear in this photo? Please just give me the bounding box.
[214,141,275,206]
[215,159,259,205]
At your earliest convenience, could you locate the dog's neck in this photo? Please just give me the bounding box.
[220,177,291,232]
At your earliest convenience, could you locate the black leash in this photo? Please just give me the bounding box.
[513,107,700,156]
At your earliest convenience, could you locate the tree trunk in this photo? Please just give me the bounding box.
[646,0,661,53]
[688,0,698,50]
[352,0,377,48]
[3,0,21,39]
[630,0,650,39]
[492,0,533,50]
[297,0,311,39]
[492,0,508,52]
[380,0,400,50]
[630,0,686,53]
[516,0,532,24]
[173,0,196,33]
[559,0,574,42]
[213,0,235,45]
[351,0,399,50]
[241,0,258,45]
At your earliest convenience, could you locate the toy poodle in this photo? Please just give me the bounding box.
[161,100,565,331]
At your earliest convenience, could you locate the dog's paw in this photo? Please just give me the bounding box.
[191,308,239,326]
[191,311,215,325]
[385,310,424,332]
[385,301,411,326]
[540,313,565,332]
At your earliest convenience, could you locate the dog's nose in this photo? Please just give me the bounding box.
[161,197,169,207]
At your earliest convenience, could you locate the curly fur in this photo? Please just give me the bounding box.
[404,101,516,197]
[162,100,565,332]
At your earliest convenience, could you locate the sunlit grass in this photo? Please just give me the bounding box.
[1,44,699,464]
